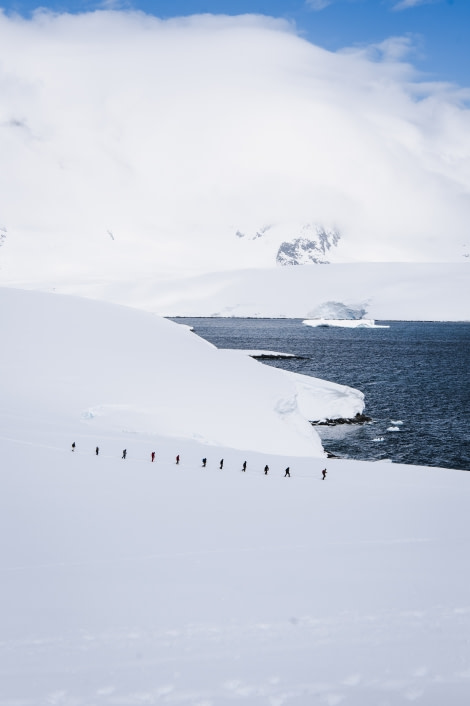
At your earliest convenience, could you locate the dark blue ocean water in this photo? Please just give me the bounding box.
[170,318,470,471]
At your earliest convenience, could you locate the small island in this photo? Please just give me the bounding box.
[311,412,373,426]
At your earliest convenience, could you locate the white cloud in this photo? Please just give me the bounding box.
[342,34,420,62]
[0,10,469,286]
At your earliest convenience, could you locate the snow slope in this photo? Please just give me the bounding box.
[1,423,469,705]
[1,287,469,705]
[0,287,366,457]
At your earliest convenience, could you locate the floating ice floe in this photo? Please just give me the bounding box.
[373,437,385,442]
[303,319,390,329]
[226,350,297,359]
[387,426,401,432]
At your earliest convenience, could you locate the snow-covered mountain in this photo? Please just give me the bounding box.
[276,229,340,266]
[0,10,470,296]
[234,223,341,266]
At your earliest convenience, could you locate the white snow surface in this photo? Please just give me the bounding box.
[30,262,469,321]
[1,287,347,458]
[1,287,469,704]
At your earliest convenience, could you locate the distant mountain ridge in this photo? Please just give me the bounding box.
[234,222,342,266]
[276,225,341,265]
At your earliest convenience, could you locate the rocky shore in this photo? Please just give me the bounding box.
[311,412,372,426]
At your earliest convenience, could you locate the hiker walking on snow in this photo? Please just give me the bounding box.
[95,446,99,456]
[242,461,247,472]
[220,459,224,469]
[151,451,155,462]
[202,458,207,467]
[71,442,76,452]
[264,465,269,475]
[176,454,180,465]
[284,467,290,477]
[322,468,327,480]
[122,449,127,460]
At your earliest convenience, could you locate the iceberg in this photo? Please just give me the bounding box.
[303,301,389,328]
[303,318,390,329]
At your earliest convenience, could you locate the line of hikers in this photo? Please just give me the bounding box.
[72,442,327,479]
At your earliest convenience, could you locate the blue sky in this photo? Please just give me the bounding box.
[1,0,468,87]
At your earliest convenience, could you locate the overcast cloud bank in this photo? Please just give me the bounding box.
[0,10,469,289]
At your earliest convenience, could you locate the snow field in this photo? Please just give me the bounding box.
[1,287,342,458]
[1,431,469,705]
[1,287,469,704]
[0,285,369,466]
